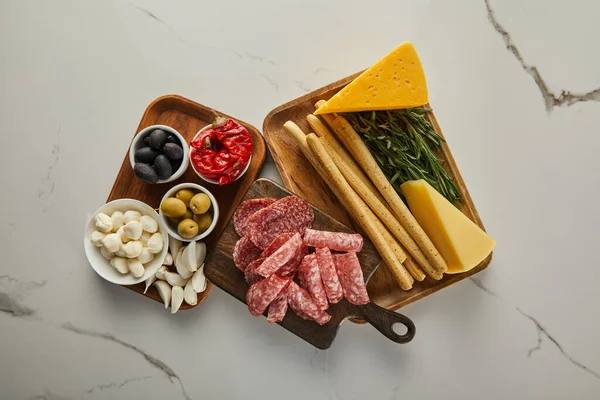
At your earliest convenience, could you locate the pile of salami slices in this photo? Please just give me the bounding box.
[232,196,370,325]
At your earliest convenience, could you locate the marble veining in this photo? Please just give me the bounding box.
[0,275,45,317]
[38,126,60,213]
[61,323,192,400]
[470,277,600,381]
[485,0,600,112]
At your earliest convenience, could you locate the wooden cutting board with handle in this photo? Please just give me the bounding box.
[204,178,415,349]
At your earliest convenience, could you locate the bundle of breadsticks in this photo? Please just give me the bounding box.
[282,101,447,290]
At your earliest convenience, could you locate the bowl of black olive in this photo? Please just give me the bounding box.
[129,125,189,184]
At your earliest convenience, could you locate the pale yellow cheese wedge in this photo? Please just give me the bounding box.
[315,42,428,114]
[400,180,495,274]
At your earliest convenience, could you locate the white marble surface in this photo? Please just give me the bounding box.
[1,0,599,399]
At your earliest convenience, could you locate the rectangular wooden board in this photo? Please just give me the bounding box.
[262,73,492,312]
[107,95,267,309]
[204,179,387,349]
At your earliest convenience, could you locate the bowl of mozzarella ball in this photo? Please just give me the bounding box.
[84,199,169,285]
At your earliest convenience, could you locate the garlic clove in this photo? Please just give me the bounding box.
[127,259,145,278]
[164,252,173,266]
[181,242,198,273]
[139,231,151,246]
[110,211,125,232]
[144,274,156,294]
[123,210,142,223]
[100,246,114,260]
[164,271,189,287]
[137,247,154,264]
[171,286,184,314]
[101,233,123,253]
[168,236,182,259]
[184,279,198,306]
[123,220,143,240]
[154,280,171,308]
[110,257,129,274]
[147,233,164,254]
[191,263,207,293]
[90,230,106,247]
[175,247,193,279]
[95,213,113,233]
[115,244,127,258]
[123,241,143,258]
[195,242,207,269]
[140,215,158,233]
[116,226,132,243]
[155,266,168,280]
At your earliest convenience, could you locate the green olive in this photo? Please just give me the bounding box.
[177,219,199,239]
[160,197,187,218]
[175,189,196,207]
[189,193,211,214]
[193,213,212,231]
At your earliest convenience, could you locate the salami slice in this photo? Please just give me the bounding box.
[276,242,307,278]
[286,281,331,325]
[333,252,370,305]
[299,253,328,310]
[256,233,302,277]
[244,257,266,286]
[233,236,262,271]
[233,198,277,237]
[247,196,314,249]
[261,232,295,258]
[315,247,343,304]
[304,229,363,252]
[266,291,288,323]
[246,274,290,316]
[288,296,311,320]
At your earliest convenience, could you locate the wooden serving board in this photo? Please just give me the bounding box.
[107,95,267,309]
[204,179,416,349]
[263,73,492,312]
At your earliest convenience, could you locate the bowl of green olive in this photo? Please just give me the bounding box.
[158,183,219,242]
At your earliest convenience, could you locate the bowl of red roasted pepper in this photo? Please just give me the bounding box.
[189,113,253,186]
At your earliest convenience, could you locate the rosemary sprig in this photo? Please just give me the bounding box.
[344,108,462,204]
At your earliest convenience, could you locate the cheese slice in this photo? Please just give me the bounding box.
[315,42,428,115]
[400,180,495,274]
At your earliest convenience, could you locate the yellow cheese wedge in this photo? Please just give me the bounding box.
[315,42,428,115]
[400,180,495,274]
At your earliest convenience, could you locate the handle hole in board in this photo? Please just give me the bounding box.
[392,322,408,336]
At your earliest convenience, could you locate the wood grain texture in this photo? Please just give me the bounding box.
[204,179,415,349]
[262,73,493,312]
[106,95,266,310]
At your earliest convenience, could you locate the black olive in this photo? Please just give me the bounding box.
[143,136,151,146]
[149,129,167,150]
[134,163,158,184]
[165,134,178,144]
[134,147,159,163]
[170,158,182,172]
[153,155,172,180]
[162,142,183,160]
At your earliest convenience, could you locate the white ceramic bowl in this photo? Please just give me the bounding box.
[159,183,220,242]
[188,124,252,185]
[129,124,190,184]
[84,199,169,285]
